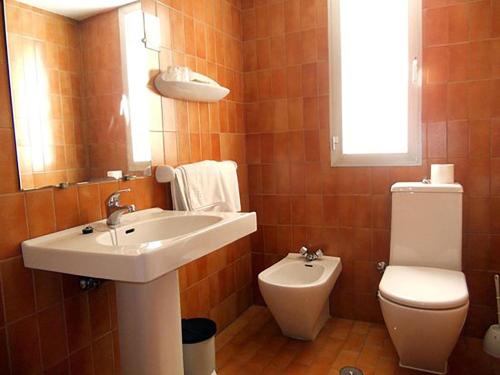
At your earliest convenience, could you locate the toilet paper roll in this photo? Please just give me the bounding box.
[431,164,454,184]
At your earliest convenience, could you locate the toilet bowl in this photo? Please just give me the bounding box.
[379,182,469,374]
[379,266,469,374]
[258,253,341,340]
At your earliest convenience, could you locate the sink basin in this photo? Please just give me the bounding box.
[22,208,256,283]
[96,215,223,246]
[22,206,257,375]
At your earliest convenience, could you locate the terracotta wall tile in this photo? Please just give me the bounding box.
[469,120,490,159]
[242,0,500,335]
[448,3,468,43]
[70,347,94,374]
[449,44,468,81]
[54,187,80,230]
[26,189,56,238]
[492,120,500,158]
[33,270,62,310]
[0,128,19,193]
[447,121,469,158]
[427,121,448,158]
[7,315,42,374]
[92,333,115,375]
[77,184,101,223]
[447,82,468,120]
[0,193,28,259]
[64,294,92,353]
[492,198,500,233]
[423,7,449,46]
[466,197,490,233]
[88,286,111,339]
[38,304,68,369]
[0,329,8,374]
[469,1,492,40]
[2,257,35,322]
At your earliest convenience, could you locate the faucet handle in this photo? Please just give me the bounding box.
[299,246,308,256]
[315,249,324,258]
[107,188,131,207]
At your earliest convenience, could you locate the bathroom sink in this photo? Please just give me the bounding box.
[22,207,256,374]
[96,214,223,246]
[22,208,256,283]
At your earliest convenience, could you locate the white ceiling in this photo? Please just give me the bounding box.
[16,0,136,21]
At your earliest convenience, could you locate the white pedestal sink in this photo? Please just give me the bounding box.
[22,208,257,374]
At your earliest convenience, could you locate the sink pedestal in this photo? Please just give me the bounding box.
[22,208,257,374]
[115,270,183,375]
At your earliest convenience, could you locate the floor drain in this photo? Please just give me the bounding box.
[339,367,364,375]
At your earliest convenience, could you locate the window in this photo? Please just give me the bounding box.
[119,2,152,171]
[329,0,422,167]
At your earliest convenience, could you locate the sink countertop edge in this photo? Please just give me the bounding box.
[22,210,257,283]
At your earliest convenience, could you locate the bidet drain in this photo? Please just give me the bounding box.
[339,367,363,375]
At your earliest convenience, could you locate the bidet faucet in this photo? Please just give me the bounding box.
[106,188,135,227]
[299,246,323,262]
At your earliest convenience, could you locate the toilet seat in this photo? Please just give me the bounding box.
[379,265,468,310]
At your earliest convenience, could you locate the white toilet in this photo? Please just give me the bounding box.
[258,253,342,340]
[379,182,469,374]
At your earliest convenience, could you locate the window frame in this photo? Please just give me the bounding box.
[328,0,423,167]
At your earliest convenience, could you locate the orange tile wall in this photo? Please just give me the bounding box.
[80,10,129,180]
[140,0,253,329]
[0,0,251,373]
[243,0,500,337]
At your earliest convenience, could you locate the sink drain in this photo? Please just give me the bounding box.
[340,367,363,375]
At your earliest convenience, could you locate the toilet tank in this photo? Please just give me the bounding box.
[390,182,463,271]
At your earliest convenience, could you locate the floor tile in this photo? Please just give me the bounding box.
[216,305,500,375]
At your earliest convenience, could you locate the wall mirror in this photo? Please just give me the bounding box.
[2,0,160,190]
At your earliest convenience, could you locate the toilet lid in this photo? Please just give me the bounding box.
[379,266,469,309]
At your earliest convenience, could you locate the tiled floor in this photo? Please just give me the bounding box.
[215,306,500,375]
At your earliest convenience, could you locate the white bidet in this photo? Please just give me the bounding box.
[258,253,342,340]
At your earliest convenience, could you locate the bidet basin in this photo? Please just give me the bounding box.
[258,254,342,340]
[260,260,331,286]
[22,207,257,282]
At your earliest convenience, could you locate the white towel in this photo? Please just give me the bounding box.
[171,160,241,212]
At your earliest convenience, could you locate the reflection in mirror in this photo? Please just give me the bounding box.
[3,0,156,190]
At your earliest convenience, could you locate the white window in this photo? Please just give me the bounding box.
[329,0,422,167]
[119,2,152,171]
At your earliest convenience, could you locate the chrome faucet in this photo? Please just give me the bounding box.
[299,246,324,262]
[106,188,135,227]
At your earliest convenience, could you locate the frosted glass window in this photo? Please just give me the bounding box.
[329,0,422,166]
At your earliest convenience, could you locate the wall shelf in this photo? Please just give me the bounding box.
[154,66,230,102]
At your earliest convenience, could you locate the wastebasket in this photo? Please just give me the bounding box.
[182,318,217,375]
